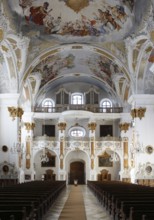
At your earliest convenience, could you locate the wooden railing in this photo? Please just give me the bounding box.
[34,105,123,113]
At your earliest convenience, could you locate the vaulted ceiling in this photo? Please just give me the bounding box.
[0,0,154,110]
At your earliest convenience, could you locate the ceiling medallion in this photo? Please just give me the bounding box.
[65,0,89,13]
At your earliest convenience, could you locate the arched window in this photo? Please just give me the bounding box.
[71,93,83,105]
[68,124,86,138]
[42,98,54,112]
[100,99,112,112]
[71,129,84,137]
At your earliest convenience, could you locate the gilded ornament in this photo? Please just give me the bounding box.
[24,122,35,132]
[1,45,8,52]
[58,122,66,132]
[8,107,17,120]
[88,122,97,132]
[65,0,89,13]
[16,107,24,119]
[119,123,130,132]
[131,107,146,120]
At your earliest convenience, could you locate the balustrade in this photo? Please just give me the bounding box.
[34,105,123,113]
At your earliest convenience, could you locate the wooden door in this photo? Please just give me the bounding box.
[69,162,85,184]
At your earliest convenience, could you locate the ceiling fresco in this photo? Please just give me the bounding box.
[6,0,139,42]
[26,45,130,95]
[0,0,154,107]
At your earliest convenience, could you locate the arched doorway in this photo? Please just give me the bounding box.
[69,161,85,184]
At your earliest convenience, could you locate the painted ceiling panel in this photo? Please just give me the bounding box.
[6,0,138,42]
[0,0,153,104]
[29,46,128,93]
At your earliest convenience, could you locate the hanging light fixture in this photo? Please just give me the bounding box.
[11,142,24,154]
[130,130,144,154]
[106,148,119,162]
[40,148,49,163]
[109,151,119,162]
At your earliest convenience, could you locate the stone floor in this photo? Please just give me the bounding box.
[43,185,113,220]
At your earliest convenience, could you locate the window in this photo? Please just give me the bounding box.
[100,125,113,137]
[71,129,84,137]
[71,93,83,104]
[100,99,112,112]
[42,98,54,112]
[42,125,55,137]
[69,124,86,138]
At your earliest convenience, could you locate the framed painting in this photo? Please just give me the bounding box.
[98,151,113,167]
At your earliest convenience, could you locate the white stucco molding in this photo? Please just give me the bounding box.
[128,94,154,106]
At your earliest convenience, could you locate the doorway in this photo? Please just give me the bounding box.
[69,161,85,184]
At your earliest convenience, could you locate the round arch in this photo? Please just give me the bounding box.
[64,149,90,184]
[95,147,121,181]
[33,148,59,180]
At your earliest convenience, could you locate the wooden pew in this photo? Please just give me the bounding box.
[87,180,154,220]
[0,180,66,220]
[0,209,26,220]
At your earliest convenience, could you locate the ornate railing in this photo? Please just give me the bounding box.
[33,135,121,142]
[33,135,122,152]
[34,105,123,113]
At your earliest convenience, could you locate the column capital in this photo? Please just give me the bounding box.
[88,122,97,132]
[24,122,35,132]
[8,107,24,120]
[119,122,130,133]
[58,122,67,132]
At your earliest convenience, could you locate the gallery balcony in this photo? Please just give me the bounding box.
[34,105,123,113]
[33,135,122,151]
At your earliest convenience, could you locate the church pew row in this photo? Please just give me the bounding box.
[87,181,154,220]
[0,180,66,220]
[0,210,26,220]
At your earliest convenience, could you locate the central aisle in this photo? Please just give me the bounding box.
[43,185,112,220]
[59,185,86,220]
